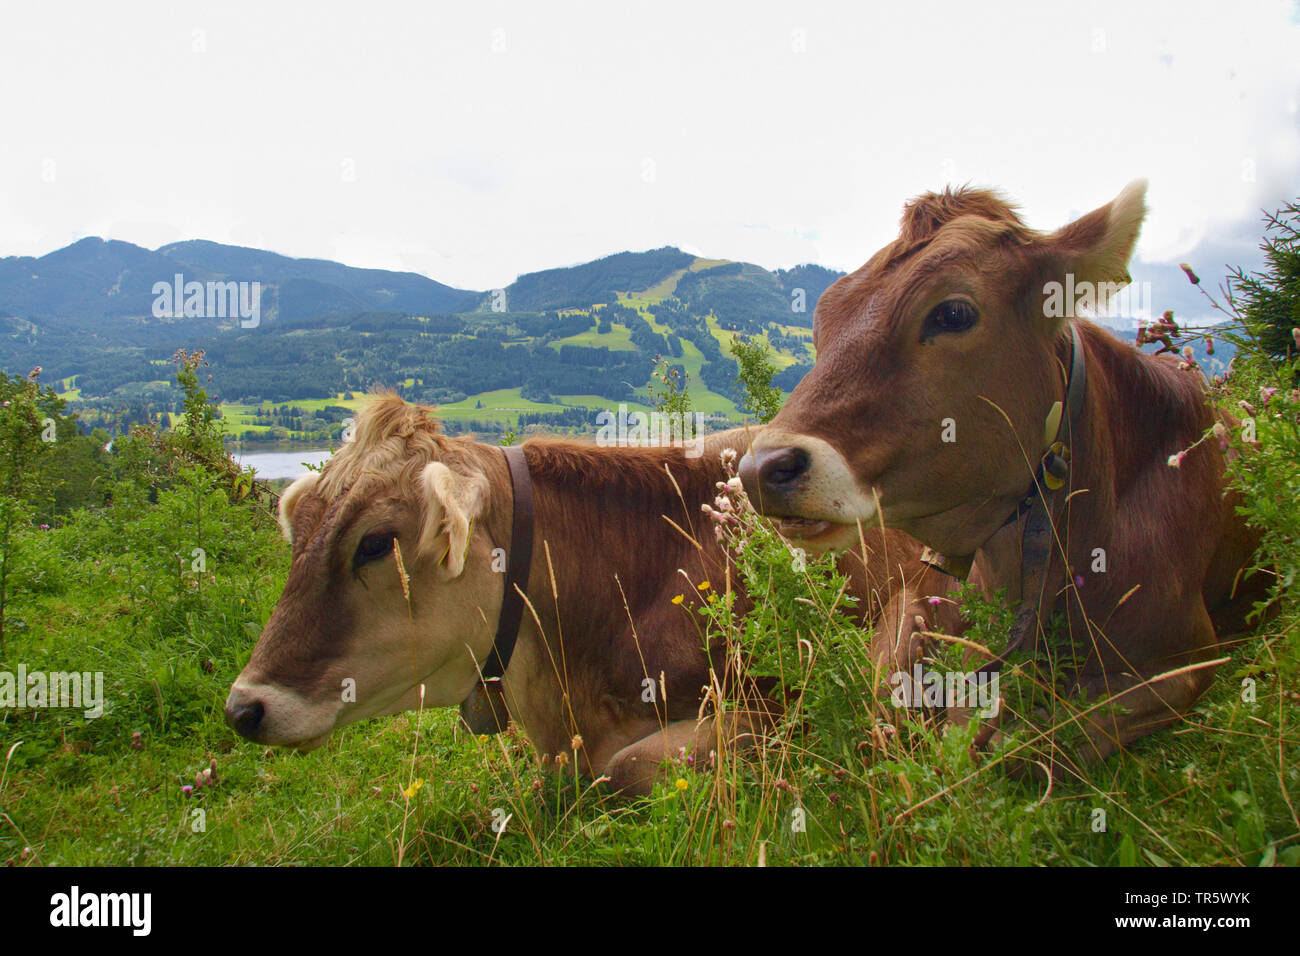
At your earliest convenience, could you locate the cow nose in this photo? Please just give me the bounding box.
[739,446,811,508]
[225,697,265,739]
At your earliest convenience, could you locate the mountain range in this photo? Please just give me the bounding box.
[0,235,1227,440]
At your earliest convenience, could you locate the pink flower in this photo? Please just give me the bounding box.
[1260,387,1277,405]
[1167,451,1186,468]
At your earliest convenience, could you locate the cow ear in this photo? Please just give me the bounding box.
[278,471,320,542]
[1047,178,1147,300]
[418,462,489,577]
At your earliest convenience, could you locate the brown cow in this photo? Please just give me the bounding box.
[740,181,1262,769]
[225,395,951,794]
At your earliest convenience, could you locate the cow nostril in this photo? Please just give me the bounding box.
[759,446,811,490]
[226,699,266,739]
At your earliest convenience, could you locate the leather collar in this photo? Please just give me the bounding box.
[458,443,534,734]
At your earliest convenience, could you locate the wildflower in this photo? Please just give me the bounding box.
[725,476,743,493]
[1293,326,1300,351]
[671,594,685,605]
[1239,400,1256,417]
[721,448,738,466]
[675,778,688,792]
[181,785,194,797]
[570,734,583,751]
[1074,575,1085,588]
[926,596,942,607]
[1204,335,1214,355]
[1167,451,1186,468]
[1179,262,1200,285]
[697,580,711,591]
[1213,421,1229,451]
[130,732,143,751]
[1260,386,1277,405]
[402,777,424,799]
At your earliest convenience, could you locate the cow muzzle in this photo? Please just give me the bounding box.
[738,431,878,546]
[224,679,337,750]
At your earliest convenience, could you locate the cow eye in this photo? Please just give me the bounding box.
[922,299,979,338]
[354,532,396,569]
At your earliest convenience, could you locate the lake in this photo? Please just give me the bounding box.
[233,446,333,480]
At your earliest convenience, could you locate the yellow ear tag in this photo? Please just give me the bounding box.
[1044,400,1063,445]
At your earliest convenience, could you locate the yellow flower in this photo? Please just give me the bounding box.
[402,777,424,799]
[675,778,689,791]
[697,581,711,591]
[671,594,685,605]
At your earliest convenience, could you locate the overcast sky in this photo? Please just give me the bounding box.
[2,0,1298,301]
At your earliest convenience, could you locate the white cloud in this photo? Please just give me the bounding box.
[1,0,1297,290]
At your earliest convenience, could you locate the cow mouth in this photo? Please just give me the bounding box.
[771,515,836,540]
[290,732,332,753]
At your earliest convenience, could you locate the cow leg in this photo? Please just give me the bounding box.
[601,710,766,796]
[869,575,966,725]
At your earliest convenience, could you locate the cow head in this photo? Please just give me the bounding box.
[224,395,505,748]
[740,181,1147,557]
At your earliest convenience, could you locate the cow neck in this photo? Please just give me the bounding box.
[513,440,724,630]
[924,323,1088,674]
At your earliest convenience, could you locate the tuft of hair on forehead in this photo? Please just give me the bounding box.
[350,390,442,448]
[898,185,1030,243]
[316,390,455,500]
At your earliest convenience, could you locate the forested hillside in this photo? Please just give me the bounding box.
[0,241,839,440]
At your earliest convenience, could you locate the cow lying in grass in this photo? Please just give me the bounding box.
[225,394,953,794]
[741,180,1264,770]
